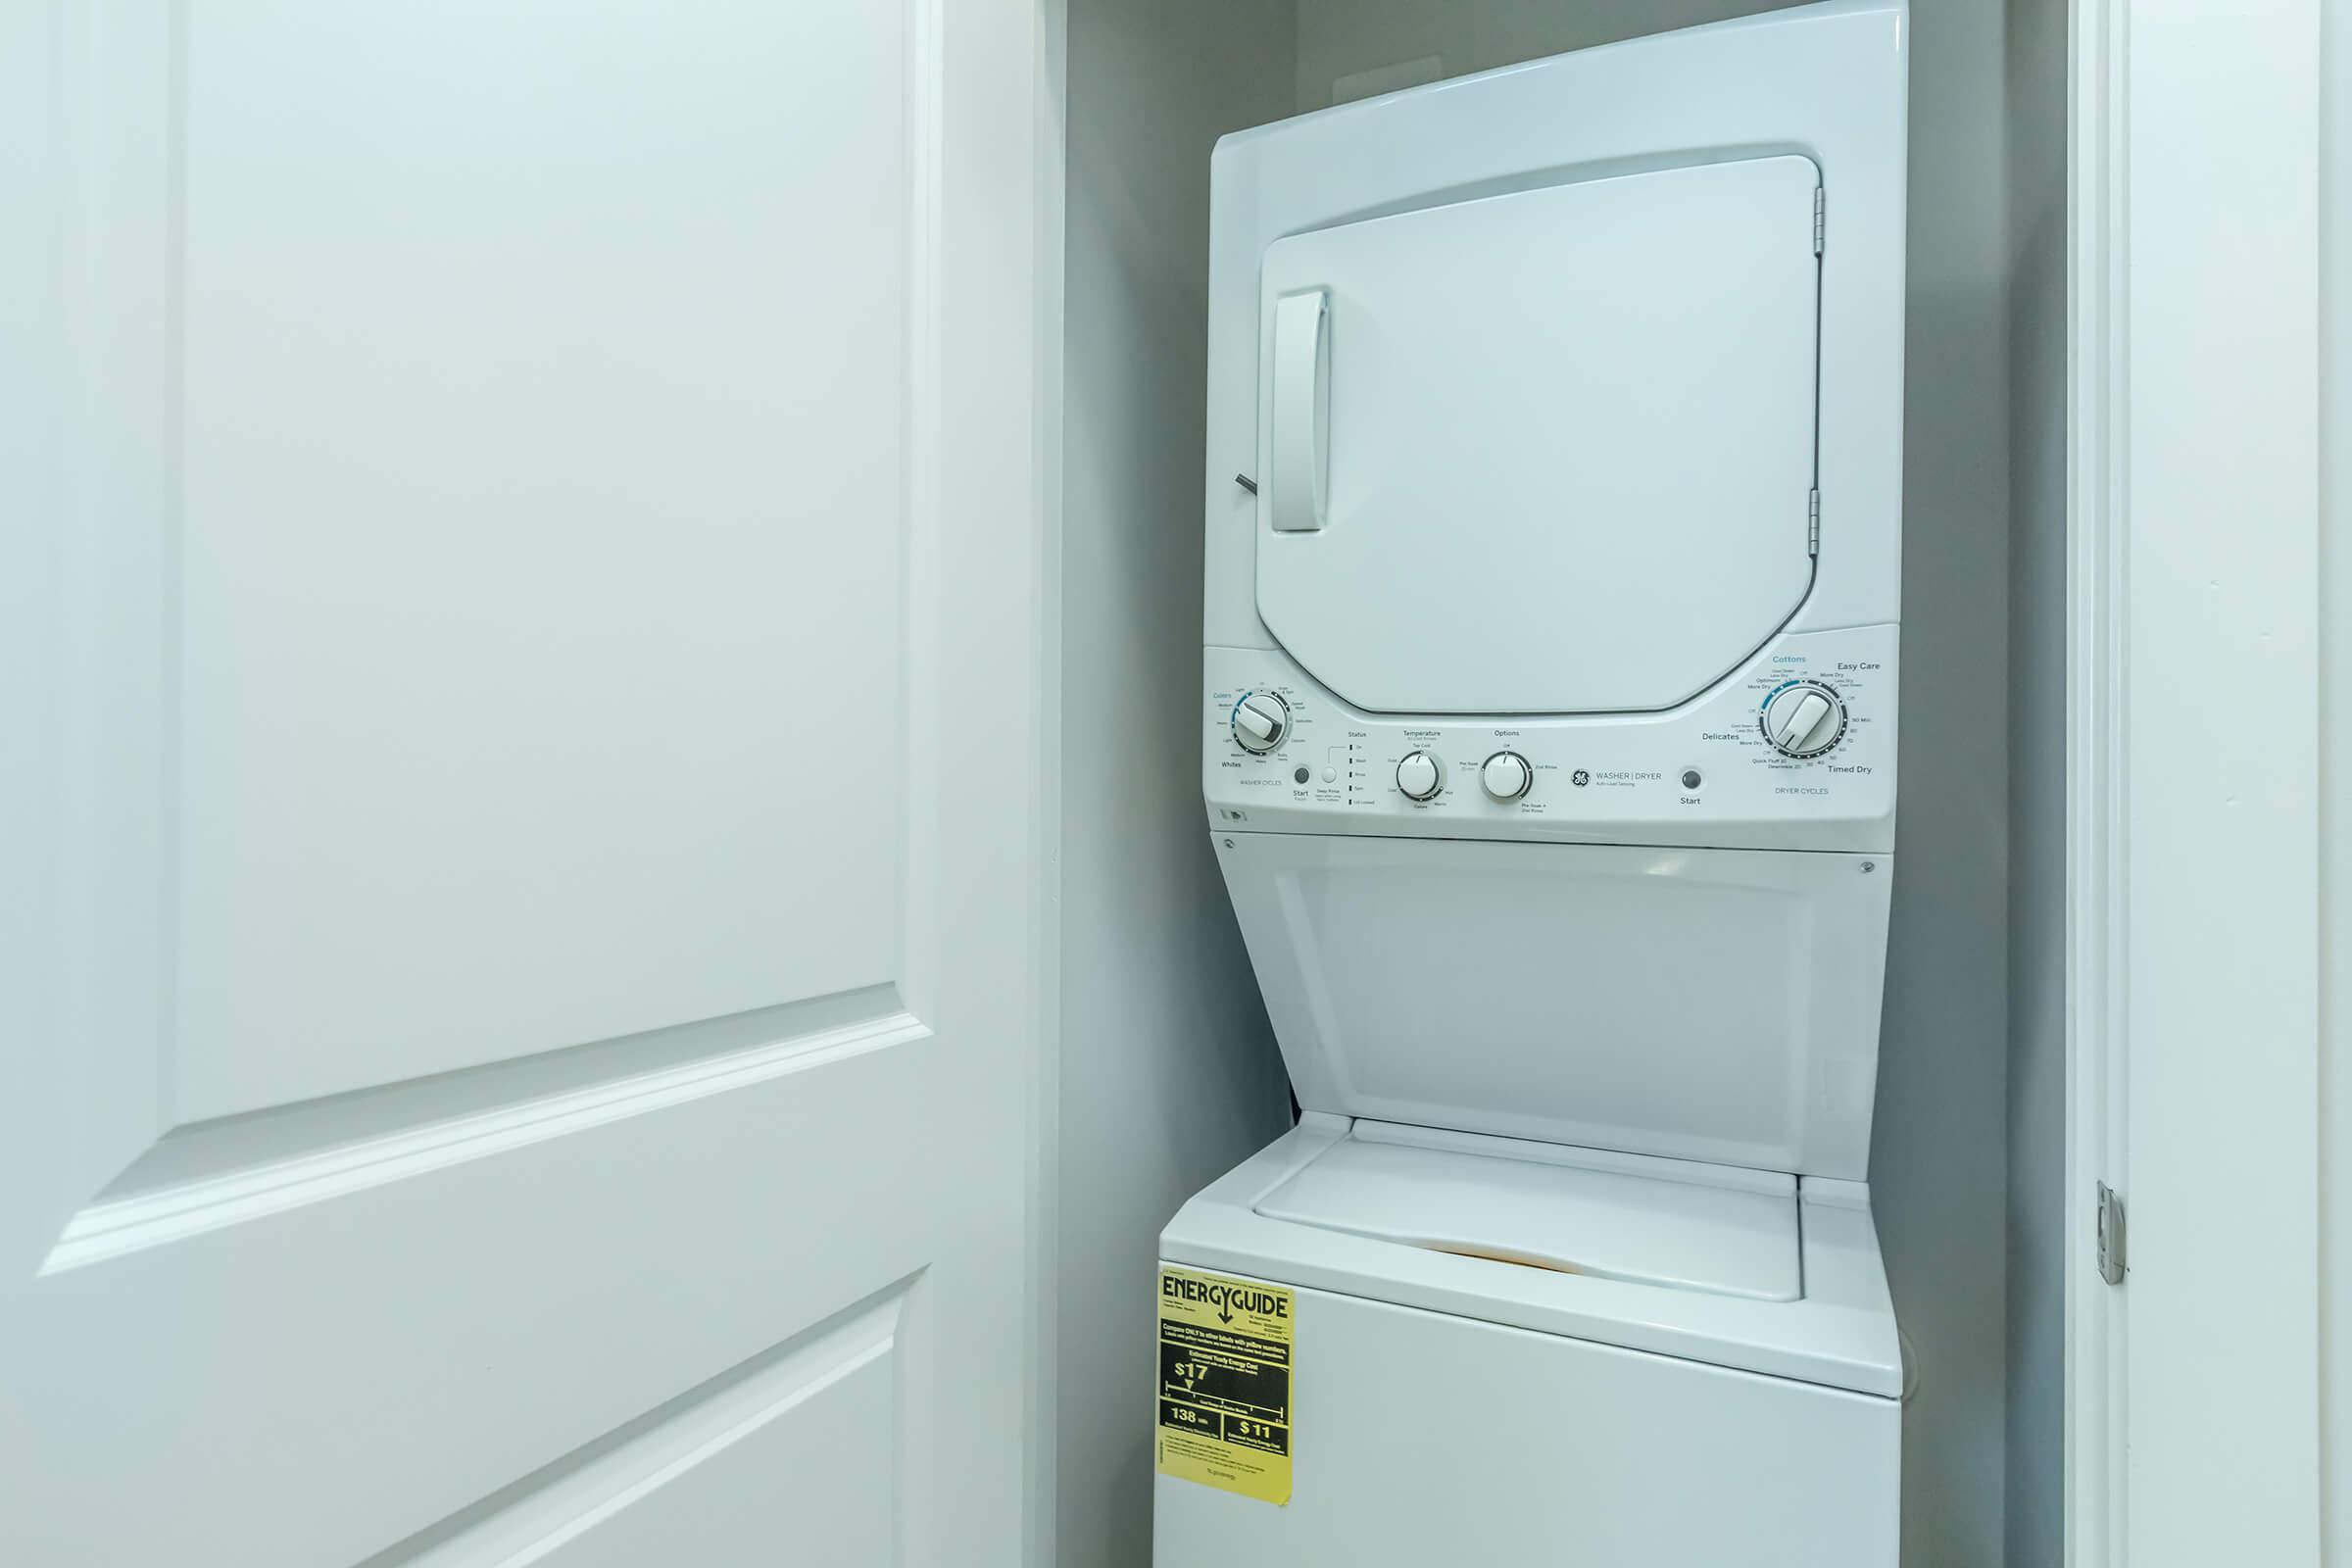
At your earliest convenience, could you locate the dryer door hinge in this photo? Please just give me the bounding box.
[1813,188,1826,255]
[1807,489,1821,556]
[2096,1181,2128,1285]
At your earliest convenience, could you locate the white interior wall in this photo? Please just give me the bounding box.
[1294,6,2017,1565]
[1057,4,1298,1566]
[2003,0,2067,1560]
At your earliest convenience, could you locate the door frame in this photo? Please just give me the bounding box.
[2065,0,2325,1561]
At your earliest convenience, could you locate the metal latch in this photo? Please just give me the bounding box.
[1813,188,1826,256]
[2096,1182,2128,1285]
[1807,489,1821,556]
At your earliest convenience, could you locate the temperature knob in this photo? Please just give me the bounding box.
[1481,751,1533,801]
[1396,751,1444,801]
[1762,683,1846,758]
[1231,692,1291,754]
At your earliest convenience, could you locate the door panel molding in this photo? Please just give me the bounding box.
[10,1032,960,1563]
[20,0,947,1229]
[368,1277,915,1567]
[46,991,923,1275]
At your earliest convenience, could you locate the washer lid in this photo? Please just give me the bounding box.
[1253,156,1822,715]
[1254,1121,1799,1302]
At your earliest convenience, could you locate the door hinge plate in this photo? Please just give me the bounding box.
[1813,188,1825,255]
[2096,1182,2128,1285]
[1807,489,1821,556]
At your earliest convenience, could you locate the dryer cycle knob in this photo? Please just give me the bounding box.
[1231,692,1291,754]
[1762,682,1846,758]
[1396,751,1444,801]
[1481,751,1533,802]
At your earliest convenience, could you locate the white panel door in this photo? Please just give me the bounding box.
[2069,0,2324,1562]
[0,2,1050,1563]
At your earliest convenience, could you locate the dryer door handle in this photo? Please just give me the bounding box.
[1269,288,1331,533]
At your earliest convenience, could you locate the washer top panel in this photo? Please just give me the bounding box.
[1162,1116,1903,1396]
[1254,156,1822,715]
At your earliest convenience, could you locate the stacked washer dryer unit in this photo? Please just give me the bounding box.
[1158,3,1908,1563]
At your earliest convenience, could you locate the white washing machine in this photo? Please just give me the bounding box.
[1155,4,1910,1563]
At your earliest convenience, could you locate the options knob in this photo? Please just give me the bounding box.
[1396,751,1444,801]
[1481,751,1533,801]
[1231,692,1291,754]
[1762,682,1846,758]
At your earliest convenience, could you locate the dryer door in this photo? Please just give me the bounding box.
[1254,156,1822,715]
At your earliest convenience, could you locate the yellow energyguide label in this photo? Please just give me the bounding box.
[1155,1267,1294,1505]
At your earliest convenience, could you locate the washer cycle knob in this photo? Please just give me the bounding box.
[1481,751,1533,801]
[1762,682,1846,758]
[1396,752,1444,801]
[1231,692,1291,754]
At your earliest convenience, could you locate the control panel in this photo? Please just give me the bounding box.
[1204,624,1897,854]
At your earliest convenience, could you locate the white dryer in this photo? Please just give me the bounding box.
[1157,4,1910,1563]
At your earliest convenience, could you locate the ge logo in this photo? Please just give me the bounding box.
[1571,769,1591,787]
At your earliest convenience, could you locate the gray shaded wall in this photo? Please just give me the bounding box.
[2325,0,2349,1555]
[1057,4,1298,1565]
[1295,0,1809,108]
[2002,0,2067,1559]
[1296,5,2018,1563]
[1877,2,2013,1563]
